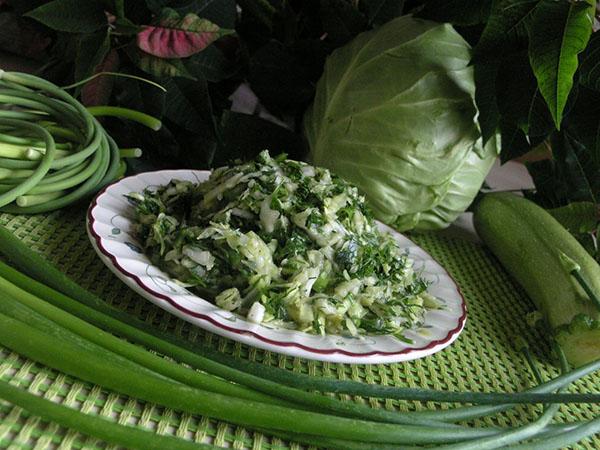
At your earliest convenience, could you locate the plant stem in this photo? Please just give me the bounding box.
[572,269,600,310]
[119,147,142,158]
[87,106,162,131]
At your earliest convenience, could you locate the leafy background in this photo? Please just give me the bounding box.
[1,0,599,249]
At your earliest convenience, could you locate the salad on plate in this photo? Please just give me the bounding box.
[127,151,438,340]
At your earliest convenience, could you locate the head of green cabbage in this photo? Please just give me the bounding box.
[304,15,499,231]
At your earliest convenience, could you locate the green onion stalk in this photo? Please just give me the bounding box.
[0,280,594,449]
[0,70,160,213]
[1,229,600,448]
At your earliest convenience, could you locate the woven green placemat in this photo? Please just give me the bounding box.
[0,207,599,449]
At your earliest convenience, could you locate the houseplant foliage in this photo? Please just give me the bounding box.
[0,0,598,236]
[1,0,406,169]
[417,0,600,253]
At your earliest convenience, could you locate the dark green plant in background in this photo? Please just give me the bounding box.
[1,0,599,246]
[2,0,406,170]
[423,0,600,259]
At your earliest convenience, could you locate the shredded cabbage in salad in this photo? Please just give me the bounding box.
[127,151,438,340]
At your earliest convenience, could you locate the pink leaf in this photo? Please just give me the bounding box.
[137,11,233,59]
[82,49,120,107]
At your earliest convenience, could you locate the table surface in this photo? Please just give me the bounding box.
[1,182,599,449]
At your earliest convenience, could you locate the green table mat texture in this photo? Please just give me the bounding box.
[0,207,599,450]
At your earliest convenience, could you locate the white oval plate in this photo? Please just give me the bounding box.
[87,170,466,364]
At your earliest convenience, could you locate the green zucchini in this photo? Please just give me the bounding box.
[473,192,600,367]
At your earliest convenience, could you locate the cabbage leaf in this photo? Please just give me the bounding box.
[305,15,499,231]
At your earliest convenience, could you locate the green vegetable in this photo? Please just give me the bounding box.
[0,380,219,450]
[437,345,570,450]
[0,299,487,450]
[506,417,600,450]
[0,265,463,428]
[3,223,600,409]
[3,258,600,416]
[0,71,156,213]
[473,192,600,367]
[0,310,494,446]
[305,15,498,231]
[3,292,599,448]
[4,225,600,448]
[86,105,162,130]
[129,151,433,339]
[0,273,282,406]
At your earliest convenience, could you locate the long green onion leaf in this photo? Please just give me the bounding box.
[0,380,218,450]
[0,274,286,406]
[0,308,493,445]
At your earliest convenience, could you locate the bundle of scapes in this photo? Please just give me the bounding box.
[0,71,160,213]
[128,150,436,339]
[1,226,600,448]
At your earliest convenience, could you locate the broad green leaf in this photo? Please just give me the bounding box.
[163,76,214,133]
[528,130,599,206]
[74,30,111,101]
[499,119,533,162]
[236,0,277,30]
[40,33,79,77]
[0,12,51,58]
[417,0,494,26]
[474,61,500,145]
[137,52,196,79]
[526,159,566,207]
[547,201,598,234]
[75,30,110,84]
[547,201,599,261]
[579,31,600,91]
[186,45,237,82]
[529,0,595,129]
[113,17,142,35]
[363,0,405,26]
[320,0,368,47]
[114,75,166,119]
[146,0,237,27]
[495,50,554,139]
[527,88,556,137]
[564,85,600,158]
[213,111,306,167]
[161,76,219,165]
[551,132,600,203]
[472,0,539,63]
[137,8,233,58]
[113,0,125,17]
[174,0,237,28]
[25,0,107,33]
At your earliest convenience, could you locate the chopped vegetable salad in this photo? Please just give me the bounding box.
[128,151,436,339]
